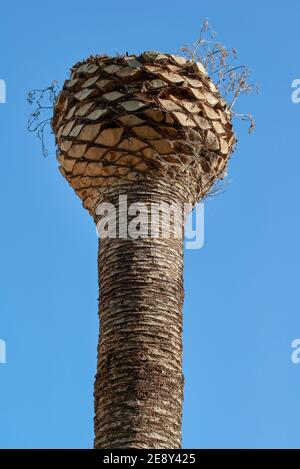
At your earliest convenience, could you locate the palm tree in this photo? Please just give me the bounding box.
[52,51,235,448]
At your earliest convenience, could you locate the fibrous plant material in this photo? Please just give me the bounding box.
[52,51,236,449]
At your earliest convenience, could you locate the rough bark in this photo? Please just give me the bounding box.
[52,51,235,449]
[52,51,235,218]
[94,180,186,448]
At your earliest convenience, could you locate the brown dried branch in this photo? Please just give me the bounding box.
[179,19,256,131]
[27,81,59,157]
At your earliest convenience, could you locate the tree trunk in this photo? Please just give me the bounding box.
[94,180,185,449]
[52,50,235,449]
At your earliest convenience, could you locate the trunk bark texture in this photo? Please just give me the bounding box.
[94,180,186,448]
[52,51,235,449]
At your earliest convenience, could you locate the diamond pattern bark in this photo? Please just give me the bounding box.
[52,51,236,448]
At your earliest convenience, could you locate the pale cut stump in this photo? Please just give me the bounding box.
[52,51,235,449]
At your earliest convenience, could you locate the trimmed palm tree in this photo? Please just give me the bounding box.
[52,51,235,449]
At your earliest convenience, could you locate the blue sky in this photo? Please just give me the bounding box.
[0,0,300,449]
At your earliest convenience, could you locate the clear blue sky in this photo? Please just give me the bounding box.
[0,0,300,449]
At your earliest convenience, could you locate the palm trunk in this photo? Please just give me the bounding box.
[52,51,235,449]
[94,180,186,449]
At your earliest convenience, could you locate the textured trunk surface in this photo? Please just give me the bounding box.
[94,181,185,448]
[52,51,235,449]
